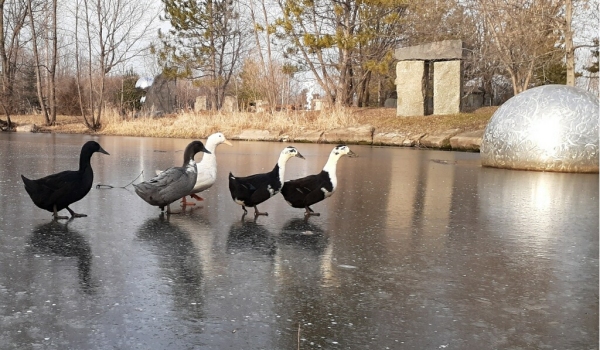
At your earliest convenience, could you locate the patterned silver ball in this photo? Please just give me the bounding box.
[481,85,599,173]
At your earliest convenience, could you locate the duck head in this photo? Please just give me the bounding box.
[82,141,110,156]
[331,145,356,158]
[280,146,305,161]
[183,140,211,162]
[322,145,355,175]
[207,132,233,149]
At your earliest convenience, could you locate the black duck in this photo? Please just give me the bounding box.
[21,141,109,220]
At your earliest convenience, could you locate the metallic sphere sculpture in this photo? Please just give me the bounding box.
[481,85,599,173]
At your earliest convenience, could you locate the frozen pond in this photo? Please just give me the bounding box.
[0,133,598,349]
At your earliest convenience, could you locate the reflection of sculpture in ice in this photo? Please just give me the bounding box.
[481,85,599,173]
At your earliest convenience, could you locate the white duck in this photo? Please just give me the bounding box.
[185,132,232,205]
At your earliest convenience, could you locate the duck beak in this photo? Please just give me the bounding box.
[224,140,233,146]
[347,150,357,158]
[99,146,110,155]
[295,152,305,159]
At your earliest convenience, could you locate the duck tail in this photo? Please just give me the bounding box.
[133,183,155,205]
[20,174,46,209]
[21,174,36,193]
[228,172,237,189]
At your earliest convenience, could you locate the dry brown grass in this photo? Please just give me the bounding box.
[7,106,497,138]
[10,114,90,134]
[352,106,498,134]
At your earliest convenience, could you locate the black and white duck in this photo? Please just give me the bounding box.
[21,140,110,220]
[281,145,355,218]
[134,140,211,214]
[229,146,304,217]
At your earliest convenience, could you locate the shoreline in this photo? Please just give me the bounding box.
[5,107,495,152]
[229,126,484,152]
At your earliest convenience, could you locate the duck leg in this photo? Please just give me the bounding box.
[66,206,87,218]
[190,194,204,201]
[242,205,248,215]
[304,206,320,218]
[180,196,196,206]
[253,206,268,217]
[53,205,69,220]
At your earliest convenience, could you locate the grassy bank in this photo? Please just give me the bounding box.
[7,106,497,139]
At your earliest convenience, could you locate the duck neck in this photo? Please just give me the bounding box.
[276,155,290,185]
[79,151,93,173]
[186,158,197,174]
[323,153,341,173]
[199,141,217,168]
[182,145,197,167]
[322,154,341,183]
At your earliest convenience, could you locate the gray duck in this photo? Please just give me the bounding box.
[134,140,210,214]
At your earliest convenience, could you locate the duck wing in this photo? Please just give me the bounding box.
[21,171,84,211]
[228,172,258,202]
[281,172,330,207]
[246,174,278,205]
[135,166,196,206]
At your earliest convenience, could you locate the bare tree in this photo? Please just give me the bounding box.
[565,0,599,87]
[245,0,280,108]
[466,0,563,95]
[564,0,576,85]
[236,55,301,109]
[406,0,595,99]
[73,0,157,130]
[0,0,27,130]
[27,0,57,125]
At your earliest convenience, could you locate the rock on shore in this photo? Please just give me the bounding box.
[232,126,484,152]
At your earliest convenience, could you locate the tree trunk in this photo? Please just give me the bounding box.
[27,0,51,125]
[0,0,26,131]
[361,71,372,107]
[336,48,350,107]
[565,0,575,86]
[48,0,57,124]
[0,0,11,130]
[75,1,88,129]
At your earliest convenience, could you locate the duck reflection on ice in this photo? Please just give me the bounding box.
[26,220,97,294]
[226,219,276,256]
[279,218,328,255]
[136,217,205,316]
